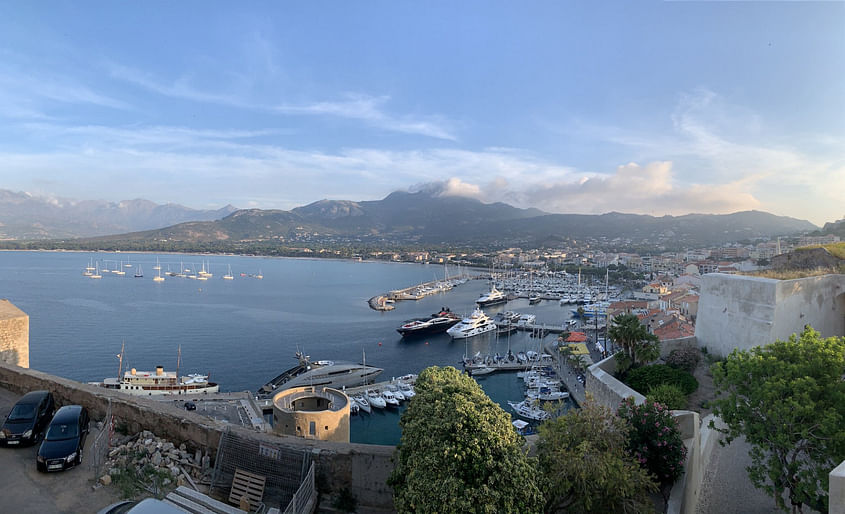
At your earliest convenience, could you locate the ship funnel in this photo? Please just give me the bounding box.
[156,366,164,376]
[130,368,136,375]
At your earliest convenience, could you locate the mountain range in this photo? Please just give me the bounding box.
[0,189,236,239]
[76,189,818,249]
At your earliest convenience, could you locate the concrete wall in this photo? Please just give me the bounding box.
[0,361,394,511]
[660,336,697,358]
[831,460,845,514]
[695,273,845,357]
[0,299,29,368]
[585,354,645,412]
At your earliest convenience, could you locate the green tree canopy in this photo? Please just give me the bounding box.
[710,327,845,512]
[536,401,657,513]
[608,313,660,370]
[388,366,543,514]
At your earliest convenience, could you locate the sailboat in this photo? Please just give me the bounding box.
[255,269,263,280]
[84,258,95,275]
[153,266,165,282]
[198,260,212,278]
[223,264,234,280]
[90,262,102,279]
[114,261,126,276]
[152,257,161,271]
[134,265,144,278]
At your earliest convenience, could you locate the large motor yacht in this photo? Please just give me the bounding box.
[476,285,508,307]
[257,352,383,399]
[446,308,497,339]
[396,308,461,337]
[94,366,219,396]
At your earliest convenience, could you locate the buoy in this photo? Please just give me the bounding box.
[378,342,382,346]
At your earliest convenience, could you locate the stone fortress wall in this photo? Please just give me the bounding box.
[0,299,29,369]
[695,273,845,356]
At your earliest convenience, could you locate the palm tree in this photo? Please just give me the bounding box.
[607,313,659,369]
[576,306,585,330]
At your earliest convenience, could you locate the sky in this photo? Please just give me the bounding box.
[0,1,842,226]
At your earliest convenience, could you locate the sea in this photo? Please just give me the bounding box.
[0,251,576,445]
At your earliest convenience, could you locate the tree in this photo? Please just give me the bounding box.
[388,366,543,514]
[710,327,845,513]
[607,313,660,370]
[617,398,687,509]
[536,400,657,513]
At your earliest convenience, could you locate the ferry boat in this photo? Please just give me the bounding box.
[476,285,508,307]
[256,351,383,399]
[446,308,497,339]
[93,366,218,396]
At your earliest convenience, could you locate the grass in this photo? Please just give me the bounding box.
[745,266,844,280]
[796,242,845,260]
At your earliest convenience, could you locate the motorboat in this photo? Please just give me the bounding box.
[470,366,495,376]
[526,386,570,401]
[381,390,400,408]
[516,314,536,327]
[528,295,541,305]
[476,285,508,307]
[508,399,551,421]
[256,352,383,399]
[387,385,406,401]
[353,394,372,414]
[446,309,497,339]
[367,389,386,409]
[398,382,415,399]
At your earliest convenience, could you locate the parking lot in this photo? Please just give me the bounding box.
[0,387,124,513]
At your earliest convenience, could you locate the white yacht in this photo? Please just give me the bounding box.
[508,399,551,421]
[257,352,383,398]
[367,389,386,409]
[476,285,508,307]
[93,366,219,396]
[446,308,497,339]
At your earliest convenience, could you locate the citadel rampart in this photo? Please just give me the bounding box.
[0,299,29,368]
[695,273,845,356]
[0,361,395,512]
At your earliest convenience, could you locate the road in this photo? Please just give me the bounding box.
[0,387,124,513]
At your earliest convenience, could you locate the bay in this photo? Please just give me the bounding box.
[0,251,575,445]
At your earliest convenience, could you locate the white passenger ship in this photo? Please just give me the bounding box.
[93,366,219,396]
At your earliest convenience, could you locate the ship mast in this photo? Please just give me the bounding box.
[176,345,182,394]
[117,341,125,381]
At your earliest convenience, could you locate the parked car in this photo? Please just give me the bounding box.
[36,405,89,472]
[183,401,196,411]
[97,498,186,514]
[0,390,55,447]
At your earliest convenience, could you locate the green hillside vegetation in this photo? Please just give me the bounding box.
[797,241,845,260]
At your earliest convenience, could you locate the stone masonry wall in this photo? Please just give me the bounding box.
[0,299,29,368]
[0,361,395,511]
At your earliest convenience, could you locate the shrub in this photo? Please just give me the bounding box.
[665,347,701,372]
[625,364,698,395]
[617,398,688,509]
[646,383,687,410]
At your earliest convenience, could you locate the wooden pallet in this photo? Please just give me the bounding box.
[228,468,266,512]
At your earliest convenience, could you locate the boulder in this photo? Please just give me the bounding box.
[99,475,112,486]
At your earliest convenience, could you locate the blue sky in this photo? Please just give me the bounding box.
[0,1,842,226]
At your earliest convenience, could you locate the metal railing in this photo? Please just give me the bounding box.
[281,462,315,514]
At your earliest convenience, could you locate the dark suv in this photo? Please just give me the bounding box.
[0,390,55,447]
[36,405,89,472]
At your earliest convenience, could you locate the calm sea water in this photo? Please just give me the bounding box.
[0,251,574,444]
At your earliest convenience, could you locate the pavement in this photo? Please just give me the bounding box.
[0,387,124,513]
[696,435,784,514]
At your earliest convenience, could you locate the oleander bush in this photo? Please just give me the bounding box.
[625,364,698,395]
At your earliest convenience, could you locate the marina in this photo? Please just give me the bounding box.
[2,251,601,445]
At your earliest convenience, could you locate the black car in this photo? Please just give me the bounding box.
[36,405,89,472]
[0,390,55,447]
[184,401,196,411]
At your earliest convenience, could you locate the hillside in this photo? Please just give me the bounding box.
[79,190,817,249]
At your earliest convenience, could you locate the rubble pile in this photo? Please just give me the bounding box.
[98,430,212,488]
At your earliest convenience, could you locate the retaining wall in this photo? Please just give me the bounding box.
[0,361,395,512]
[585,354,645,412]
[0,299,29,369]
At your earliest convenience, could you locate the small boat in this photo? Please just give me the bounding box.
[223,264,234,280]
[470,366,495,376]
[353,394,371,414]
[526,386,570,401]
[381,390,400,408]
[255,270,263,280]
[114,262,126,276]
[152,257,161,270]
[398,382,416,399]
[153,267,165,282]
[508,399,551,421]
[528,295,541,305]
[134,265,144,278]
[387,385,406,401]
[350,402,360,415]
[89,262,102,279]
[367,389,386,409]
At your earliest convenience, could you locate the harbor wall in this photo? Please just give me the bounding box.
[0,299,29,369]
[585,353,645,412]
[695,273,845,357]
[0,361,396,512]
